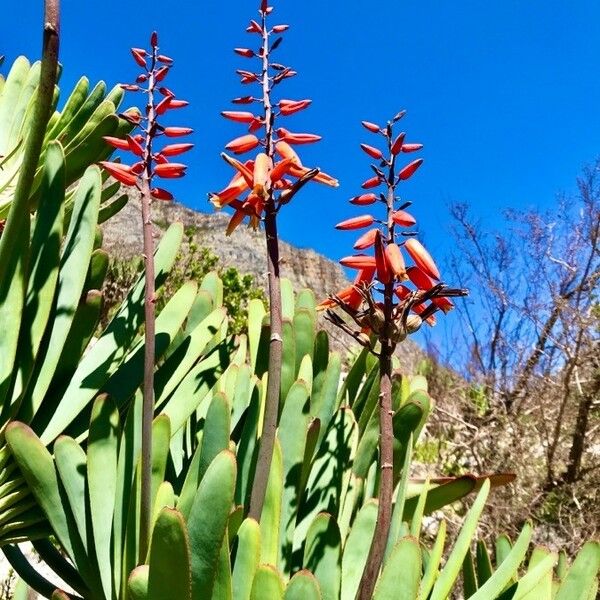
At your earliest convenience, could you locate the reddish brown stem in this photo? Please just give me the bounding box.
[139,46,158,562]
[247,11,283,521]
[357,138,397,599]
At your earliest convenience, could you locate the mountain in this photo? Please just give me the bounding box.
[101,196,423,370]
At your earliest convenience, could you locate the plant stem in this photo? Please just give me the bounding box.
[139,46,157,562]
[357,140,397,599]
[247,11,282,522]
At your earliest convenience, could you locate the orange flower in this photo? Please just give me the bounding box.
[335,215,376,230]
[354,228,379,250]
[276,127,321,145]
[161,143,194,157]
[374,231,391,284]
[99,161,138,186]
[385,243,407,279]
[404,238,440,280]
[222,111,257,123]
[350,193,377,206]
[391,210,416,227]
[225,134,260,154]
[339,255,377,269]
[163,127,193,137]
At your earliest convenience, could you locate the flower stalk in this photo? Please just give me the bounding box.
[322,113,467,598]
[211,0,337,520]
[99,33,192,560]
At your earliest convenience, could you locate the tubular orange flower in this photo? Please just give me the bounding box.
[155,96,173,115]
[398,158,424,180]
[103,136,130,151]
[353,228,379,250]
[154,163,187,178]
[339,255,377,269]
[226,209,246,236]
[406,265,435,290]
[361,143,383,160]
[335,215,376,230]
[274,140,302,164]
[225,134,261,154]
[221,153,255,186]
[374,231,391,284]
[99,161,138,186]
[222,110,257,123]
[385,243,407,279]
[163,126,193,137]
[253,153,272,191]
[279,99,312,115]
[275,128,322,145]
[127,134,144,157]
[391,210,416,227]
[404,238,440,280]
[161,143,194,157]
[269,158,293,182]
[350,193,377,205]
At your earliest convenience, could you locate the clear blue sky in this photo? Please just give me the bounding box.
[5,0,600,277]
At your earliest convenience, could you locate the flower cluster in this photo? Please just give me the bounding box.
[210,0,338,235]
[321,112,467,350]
[99,32,193,200]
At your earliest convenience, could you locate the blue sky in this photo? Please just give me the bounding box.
[5,0,600,276]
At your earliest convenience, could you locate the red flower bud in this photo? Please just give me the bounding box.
[360,143,383,160]
[391,210,416,227]
[120,84,140,92]
[158,55,174,64]
[232,96,255,104]
[99,161,138,186]
[155,66,169,82]
[161,143,193,157]
[103,136,130,151]
[406,266,435,290]
[339,255,377,269]
[361,176,382,189]
[168,99,189,109]
[361,121,380,133]
[335,215,375,230]
[350,193,377,206]
[391,132,406,155]
[401,143,423,153]
[404,239,440,280]
[150,32,158,47]
[276,128,321,145]
[222,110,256,123]
[353,228,379,250]
[156,96,172,116]
[225,134,260,154]
[272,24,289,32]
[247,20,262,33]
[163,127,193,137]
[151,187,174,201]
[127,135,144,157]
[235,48,255,57]
[131,48,147,68]
[279,99,312,116]
[398,159,424,181]
[154,163,187,178]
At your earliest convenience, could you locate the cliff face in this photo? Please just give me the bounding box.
[101,197,349,304]
[101,197,423,370]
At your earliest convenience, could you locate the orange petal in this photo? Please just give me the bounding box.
[404,239,440,280]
